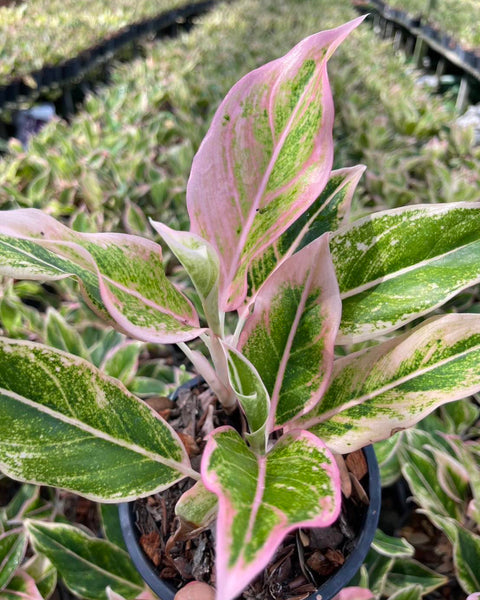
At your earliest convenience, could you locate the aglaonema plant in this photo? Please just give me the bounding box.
[3,16,480,600]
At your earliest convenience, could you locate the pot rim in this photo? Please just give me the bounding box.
[118,378,381,600]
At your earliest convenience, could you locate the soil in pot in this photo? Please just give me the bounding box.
[131,380,378,600]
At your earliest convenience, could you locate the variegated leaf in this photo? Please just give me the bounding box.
[247,165,365,301]
[201,427,340,600]
[222,344,270,452]
[240,235,341,430]
[384,558,447,596]
[150,222,222,334]
[175,481,218,530]
[25,520,143,600]
[187,18,364,311]
[0,530,27,589]
[330,202,480,342]
[0,210,203,343]
[303,314,480,453]
[0,571,43,600]
[0,337,195,502]
[23,555,57,600]
[371,530,414,558]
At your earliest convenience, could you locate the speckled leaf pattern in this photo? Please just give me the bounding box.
[0,209,203,343]
[330,202,480,342]
[201,427,340,600]
[0,337,193,501]
[25,520,143,600]
[175,481,218,529]
[247,165,365,302]
[222,343,270,452]
[240,235,341,430]
[187,18,364,311]
[0,530,27,589]
[303,314,480,453]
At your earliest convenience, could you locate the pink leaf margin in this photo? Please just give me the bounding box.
[239,234,341,431]
[187,17,365,312]
[0,209,205,343]
[201,426,341,600]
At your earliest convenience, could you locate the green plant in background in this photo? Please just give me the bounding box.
[2,0,479,235]
[0,0,208,86]
[374,398,480,596]
[1,13,480,600]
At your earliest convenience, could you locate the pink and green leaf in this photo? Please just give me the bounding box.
[302,313,480,453]
[201,427,340,600]
[239,235,341,430]
[187,18,364,311]
[247,165,365,302]
[0,571,44,600]
[0,209,203,343]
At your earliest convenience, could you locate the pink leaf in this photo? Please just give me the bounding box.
[239,234,341,430]
[187,17,364,311]
[201,427,341,600]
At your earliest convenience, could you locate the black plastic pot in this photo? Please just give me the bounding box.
[119,380,381,600]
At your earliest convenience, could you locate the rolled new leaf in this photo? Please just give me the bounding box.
[150,222,222,334]
[0,209,204,343]
[0,337,195,501]
[240,235,341,430]
[303,313,480,453]
[188,18,364,311]
[201,427,340,600]
[25,520,144,600]
[247,165,365,302]
[221,344,270,453]
[330,202,480,342]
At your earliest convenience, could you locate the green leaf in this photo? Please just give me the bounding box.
[424,513,480,594]
[0,530,27,589]
[151,223,222,335]
[0,337,194,501]
[247,165,365,300]
[0,572,43,600]
[364,550,394,596]
[303,314,480,453]
[101,342,141,386]
[384,558,448,596]
[45,308,90,359]
[25,520,143,600]
[99,506,127,552]
[23,555,57,600]
[387,585,424,600]
[0,210,203,344]
[175,481,218,530]
[374,435,402,487]
[223,345,270,453]
[371,529,414,558]
[330,202,480,342]
[201,427,340,600]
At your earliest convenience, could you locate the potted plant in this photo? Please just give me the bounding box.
[2,16,480,600]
